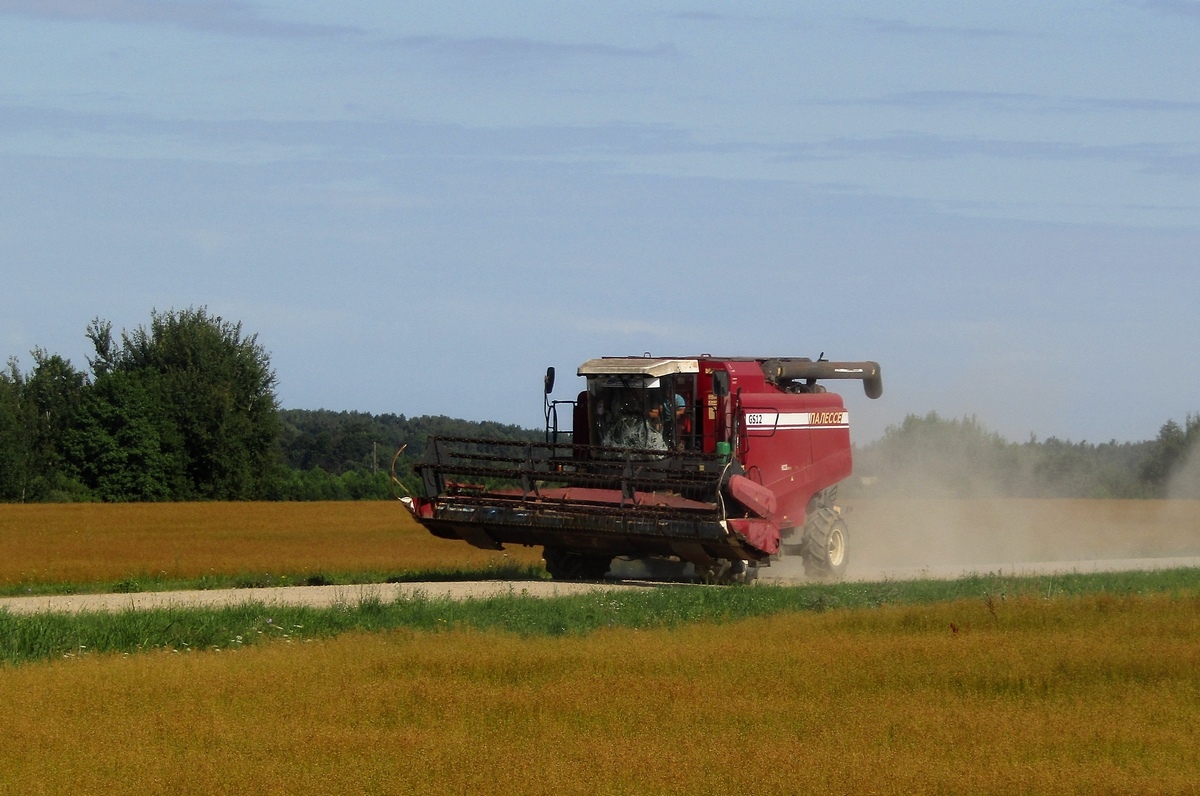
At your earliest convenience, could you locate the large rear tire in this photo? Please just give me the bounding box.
[800,508,849,581]
[543,547,613,581]
[808,485,838,512]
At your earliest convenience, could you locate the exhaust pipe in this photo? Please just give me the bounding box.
[762,359,883,400]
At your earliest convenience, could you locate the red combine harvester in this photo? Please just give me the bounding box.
[399,355,881,582]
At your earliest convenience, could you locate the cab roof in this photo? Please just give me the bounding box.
[577,357,700,378]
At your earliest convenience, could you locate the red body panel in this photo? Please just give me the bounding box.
[704,358,852,532]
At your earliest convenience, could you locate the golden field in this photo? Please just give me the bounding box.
[1,499,1199,793]
[2,498,1198,586]
[0,501,545,585]
[1,592,1198,795]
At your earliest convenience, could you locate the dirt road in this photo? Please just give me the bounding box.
[5,554,1199,616]
[3,498,1196,615]
[0,579,648,616]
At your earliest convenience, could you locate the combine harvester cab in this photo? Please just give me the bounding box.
[399,356,881,583]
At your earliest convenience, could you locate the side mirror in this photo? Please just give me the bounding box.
[544,366,556,395]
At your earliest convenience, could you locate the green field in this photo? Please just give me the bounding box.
[2,567,1198,665]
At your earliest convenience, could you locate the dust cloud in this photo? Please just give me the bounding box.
[1166,438,1200,501]
[845,497,1200,569]
[656,433,1200,583]
[801,428,1200,579]
[751,496,1200,583]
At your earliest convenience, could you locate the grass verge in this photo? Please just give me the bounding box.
[3,566,1197,666]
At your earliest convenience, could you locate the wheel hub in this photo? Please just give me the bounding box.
[827,526,845,568]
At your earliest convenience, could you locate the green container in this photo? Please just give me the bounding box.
[715,441,731,463]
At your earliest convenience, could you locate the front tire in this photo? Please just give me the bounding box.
[696,558,760,585]
[800,508,849,581]
[543,547,612,581]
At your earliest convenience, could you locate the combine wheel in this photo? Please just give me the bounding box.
[543,547,612,581]
[808,485,838,512]
[728,559,761,585]
[697,559,760,585]
[800,508,849,581]
[695,560,728,585]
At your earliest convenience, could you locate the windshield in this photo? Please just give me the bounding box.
[588,375,692,451]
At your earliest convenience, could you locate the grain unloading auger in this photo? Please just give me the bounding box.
[398,356,881,583]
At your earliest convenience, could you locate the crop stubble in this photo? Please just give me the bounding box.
[0,501,544,585]
[2,499,1198,588]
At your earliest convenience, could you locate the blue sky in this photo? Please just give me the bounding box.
[2,1,1198,443]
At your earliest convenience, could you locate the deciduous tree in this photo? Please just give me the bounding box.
[81,308,281,499]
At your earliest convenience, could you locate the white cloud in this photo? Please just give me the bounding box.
[0,0,357,37]
[1140,0,1200,20]
[850,15,1018,39]
[385,35,677,64]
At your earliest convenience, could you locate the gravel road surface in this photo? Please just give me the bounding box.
[4,556,1197,615]
[0,580,647,616]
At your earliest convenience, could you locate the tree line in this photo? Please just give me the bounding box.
[0,308,538,503]
[1,309,1196,502]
